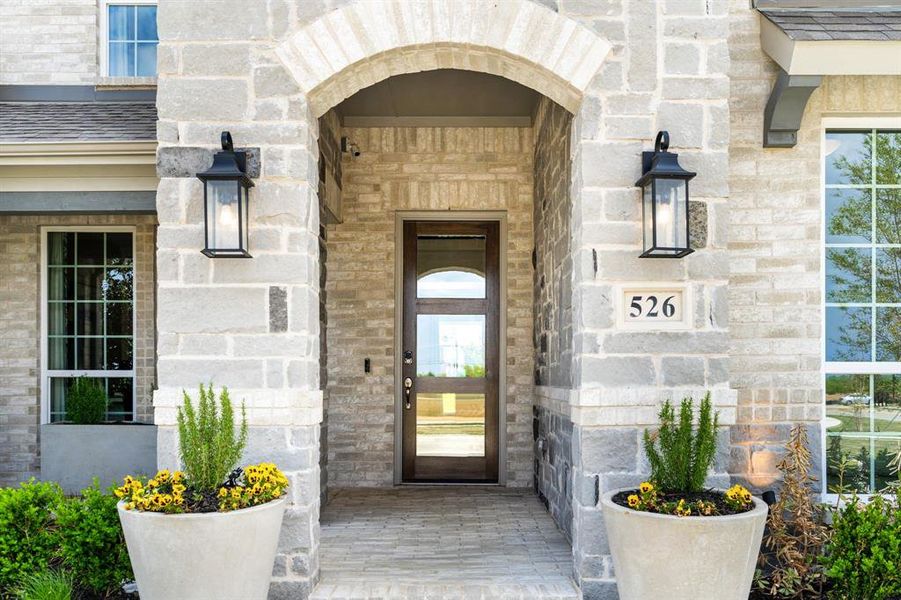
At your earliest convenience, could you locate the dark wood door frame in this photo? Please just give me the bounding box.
[395,215,505,484]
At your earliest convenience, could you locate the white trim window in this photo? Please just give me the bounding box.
[101,1,158,78]
[41,228,137,423]
[823,126,901,495]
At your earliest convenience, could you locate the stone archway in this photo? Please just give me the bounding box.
[265,2,614,596]
[154,2,616,596]
[275,0,611,116]
[267,2,614,596]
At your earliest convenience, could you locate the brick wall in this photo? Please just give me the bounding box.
[325,126,535,488]
[728,1,901,489]
[0,214,157,487]
[0,0,98,85]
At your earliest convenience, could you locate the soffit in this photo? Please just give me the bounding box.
[758,8,901,75]
[335,70,541,127]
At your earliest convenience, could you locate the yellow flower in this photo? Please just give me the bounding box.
[147,478,159,488]
[627,494,640,508]
[639,482,653,494]
[218,487,228,498]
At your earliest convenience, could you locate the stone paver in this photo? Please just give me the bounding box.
[311,487,579,600]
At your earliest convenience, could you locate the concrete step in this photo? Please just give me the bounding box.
[309,580,581,599]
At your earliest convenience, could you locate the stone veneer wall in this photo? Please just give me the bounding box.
[325,125,535,488]
[0,214,157,487]
[0,0,98,84]
[728,2,901,490]
[532,96,575,539]
[317,109,342,504]
[533,97,574,390]
[565,1,733,594]
[153,0,735,595]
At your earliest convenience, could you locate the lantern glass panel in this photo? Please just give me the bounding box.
[241,185,250,249]
[206,180,241,251]
[654,178,687,252]
[642,183,654,252]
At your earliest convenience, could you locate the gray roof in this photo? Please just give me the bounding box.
[759,9,901,40]
[0,102,157,142]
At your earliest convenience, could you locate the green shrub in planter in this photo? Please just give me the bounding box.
[0,481,64,591]
[643,392,718,493]
[56,484,132,596]
[12,570,73,600]
[822,489,901,600]
[65,377,107,424]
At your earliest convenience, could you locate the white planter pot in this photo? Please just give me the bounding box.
[600,489,768,600]
[118,497,286,600]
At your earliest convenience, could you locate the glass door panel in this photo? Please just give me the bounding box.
[402,221,499,482]
[416,393,486,457]
[416,235,486,298]
[416,314,485,377]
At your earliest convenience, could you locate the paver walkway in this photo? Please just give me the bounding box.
[310,486,579,599]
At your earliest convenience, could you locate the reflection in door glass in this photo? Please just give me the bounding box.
[417,315,485,377]
[417,236,486,298]
[416,393,485,457]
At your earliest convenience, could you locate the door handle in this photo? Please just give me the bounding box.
[403,377,413,409]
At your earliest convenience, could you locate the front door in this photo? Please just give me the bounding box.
[401,220,499,482]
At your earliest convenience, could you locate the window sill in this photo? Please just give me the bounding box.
[96,76,157,90]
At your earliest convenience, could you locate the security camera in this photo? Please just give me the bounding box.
[341,136,361,157]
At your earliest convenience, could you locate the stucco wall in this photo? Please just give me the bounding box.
[0,0,98,85]
[0,214,157,488]
[324,125,536,488]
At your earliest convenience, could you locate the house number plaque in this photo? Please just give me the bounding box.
[618,285,691,330]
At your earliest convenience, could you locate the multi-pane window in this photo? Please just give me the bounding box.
[824,129,901,494]
[44,231,135,422]
[107,4,158,77]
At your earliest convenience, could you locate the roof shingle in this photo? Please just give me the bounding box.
[0,102,157,143]
[760,8,901,41]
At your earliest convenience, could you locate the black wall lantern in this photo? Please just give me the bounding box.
[635,131,695,258]
[197,131,253,258]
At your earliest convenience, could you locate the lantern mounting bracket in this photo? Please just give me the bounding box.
[218,131,249,173]
[640,132,670,174]
[221,131,234,151]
